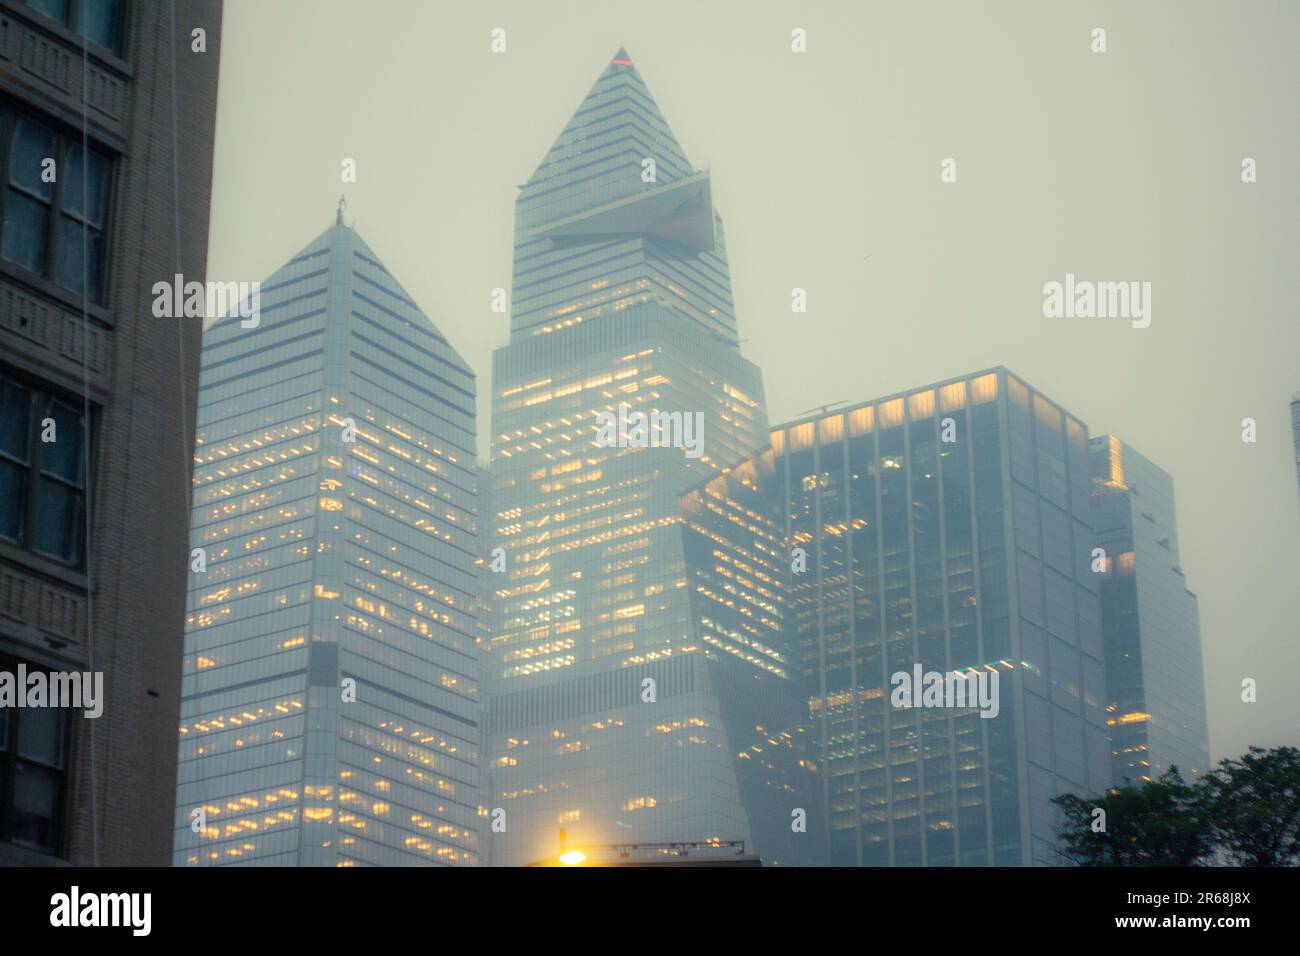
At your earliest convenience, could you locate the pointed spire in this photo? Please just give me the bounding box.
[523,47,693,195]
[336,194,347,226]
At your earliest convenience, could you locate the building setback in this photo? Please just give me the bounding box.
[173,215,481,866]
[767,368,1112,865]
[677,456,827,865]
[1089,436,1209,783]
[0,0,221,865]
[483,48,818,865]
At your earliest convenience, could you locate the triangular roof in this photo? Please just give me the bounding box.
[204,215,473,380]
[522,47,695,203]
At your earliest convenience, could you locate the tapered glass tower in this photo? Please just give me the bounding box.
[484,49,815,865]
[173,216,481,866]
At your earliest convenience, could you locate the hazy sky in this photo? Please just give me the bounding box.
[206,0,1299,766]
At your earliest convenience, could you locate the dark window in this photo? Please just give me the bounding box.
[0,656,69,855]
[0,370,90,568]
[0,107,114,303]
[23,0,123,55]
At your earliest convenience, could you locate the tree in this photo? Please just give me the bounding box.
[1201,745,1300,867]
[1054,767,1211,866]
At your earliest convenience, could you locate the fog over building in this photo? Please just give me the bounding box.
[1089,436,1210,783]
[764,368,1111,865]
[482,48,818,866]
[1291,393,1300,498]
[173,215,481,866]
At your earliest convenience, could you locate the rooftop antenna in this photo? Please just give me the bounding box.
[336,194,347,226]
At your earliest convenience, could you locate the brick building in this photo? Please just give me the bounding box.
[0,0,221,865]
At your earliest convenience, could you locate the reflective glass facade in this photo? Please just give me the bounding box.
[768,369,1111,865]
[678,456,827,865]
[1089,436,1209,784]
[173,220,481,866]
[483,49,802,865]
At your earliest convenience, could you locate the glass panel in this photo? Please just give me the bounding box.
[1,190,51,273]
[0,379,32,460]
[25,0,70,24]
[8,120,55,199]
[75,0,118,51]
[61,144,108,226]
[17,705,63,767]
[54,217,104,299]
[11,763,60,851]
[39,399,84,484]
[32,478,83,564]
[0,460,25,541]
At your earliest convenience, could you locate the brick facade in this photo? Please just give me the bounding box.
[0,0,221,866]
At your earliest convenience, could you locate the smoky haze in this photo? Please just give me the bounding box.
[205,0,1300,772]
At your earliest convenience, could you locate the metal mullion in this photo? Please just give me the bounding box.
[21,389,45,552]
[0,111,12,244]
[46,137,68,285]
[55,703,72,857]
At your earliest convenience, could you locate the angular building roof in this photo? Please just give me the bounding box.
[204,213,474,382]
[523,46,694,200]
[510,49,733,342]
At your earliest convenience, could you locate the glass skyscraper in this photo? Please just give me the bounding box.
[766,368,1111,865]
[1089,436,1209,784]
[173,214,481,866]
[482,49,817,865]
[1292,393,1300,497]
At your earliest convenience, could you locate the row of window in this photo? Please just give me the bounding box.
[9,2,122,305]
[0,3,118,860]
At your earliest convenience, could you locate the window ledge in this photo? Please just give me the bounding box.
[0,839,68,866]
[1,2,134,80]
[0,257,113,328]
[0,537,89,593]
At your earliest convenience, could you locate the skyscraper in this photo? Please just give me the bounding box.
[1089,436,1209,783]
[0,0,221,865]
[677,455,827,866]
[767,368,1111,866]
[1291,392,1299,497]
[483,49,810,865]
[173,214,481,866]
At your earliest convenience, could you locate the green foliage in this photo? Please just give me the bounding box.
[1054,746,1300,867]
[1055,767,1210,866]
[1201,746,1300,867]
